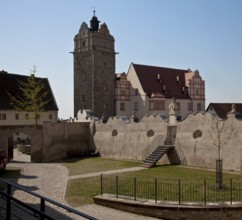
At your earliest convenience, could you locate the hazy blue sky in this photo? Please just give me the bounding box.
[1,0,242,119]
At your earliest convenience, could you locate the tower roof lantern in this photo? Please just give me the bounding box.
[90,10,100,32]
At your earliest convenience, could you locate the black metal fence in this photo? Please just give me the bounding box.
[0,178,98,220]
[100,175,242,205]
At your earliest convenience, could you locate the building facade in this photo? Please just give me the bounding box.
[73,11,116,118]
[115,63,205,119]
[0,70,58,125]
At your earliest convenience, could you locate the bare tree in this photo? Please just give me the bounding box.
[208,114,237,189]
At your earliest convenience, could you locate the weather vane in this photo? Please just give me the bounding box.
[93,6,96,16]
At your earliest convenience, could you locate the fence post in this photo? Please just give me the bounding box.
[116,176,118,198]
[178,179,181,205]
[6,184,11,220]
[230,179,232,205]
[40,198,45,220]
[134,177,136,201]
[101,174,103,196]
[204,179,206,205]
[155,178,157,203]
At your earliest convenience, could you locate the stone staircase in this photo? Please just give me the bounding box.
[141,145,174,168]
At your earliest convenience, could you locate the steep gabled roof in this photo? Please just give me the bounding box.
[206,103,242,119]
[0,70,58,111]
[132,63,191,99]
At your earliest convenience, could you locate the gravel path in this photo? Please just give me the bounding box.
[6,149,159,220]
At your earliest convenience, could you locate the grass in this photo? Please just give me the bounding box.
[60,157,140,176]
[64,160,242,207]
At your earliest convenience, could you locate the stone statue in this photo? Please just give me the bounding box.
[169,97,177,115]
[229,104,236,114]
[130,111,139,122]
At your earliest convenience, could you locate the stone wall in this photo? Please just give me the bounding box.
[94,115,168,161]
[94,113,242,171]
[0,125,43,162]
[41,122,95,162]
[0,122,95,162]
[1,112,242,169]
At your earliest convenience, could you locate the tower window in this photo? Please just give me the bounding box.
[121,90,125,96]
[135,89,139,96]
[103,103,107,111]
[120,103,125,111]
[81,94,86,103]
[82,41,86,47]
[134,102,138,111]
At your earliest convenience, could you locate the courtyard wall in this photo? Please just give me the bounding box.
[94,113,242,172]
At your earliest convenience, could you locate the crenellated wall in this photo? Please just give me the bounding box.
[94,115,168,161]
[1,112,242,170]
[94,113,242,171]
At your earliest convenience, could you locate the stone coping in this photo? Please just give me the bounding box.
[94,195,242,220]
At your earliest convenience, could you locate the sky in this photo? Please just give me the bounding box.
[1,0,242,119]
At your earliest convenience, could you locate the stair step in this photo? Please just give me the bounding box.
[141,145,174,168]
[141,163,156,168]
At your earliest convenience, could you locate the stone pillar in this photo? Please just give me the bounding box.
[168,97,177,125]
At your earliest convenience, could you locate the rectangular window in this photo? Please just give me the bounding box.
[0,113,6,120]
[134,102,138,111]
[25,114,29,120]
[197,103,202,111]
[36,114,40,119]
[15,114,19,120]
[120,103,125,111]
[188,103,193,111]
[81,94,86,103]
[135,89,139,96]
[149,100,165,110]
[49,114,52,120]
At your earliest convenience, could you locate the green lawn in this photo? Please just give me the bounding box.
[64,160,242,207]
[60,157,140,176]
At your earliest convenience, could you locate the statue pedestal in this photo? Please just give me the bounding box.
[169,114,177,125]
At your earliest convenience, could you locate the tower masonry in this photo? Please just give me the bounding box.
[73,11,116,118]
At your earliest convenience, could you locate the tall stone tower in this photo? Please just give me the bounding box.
[73,11,116,118]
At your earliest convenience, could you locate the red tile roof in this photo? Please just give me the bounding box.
[206,103,242,119]
[0,70,58,111]
[132,63,191,99]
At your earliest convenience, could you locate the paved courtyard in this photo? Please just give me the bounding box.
[6,149,158,220]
